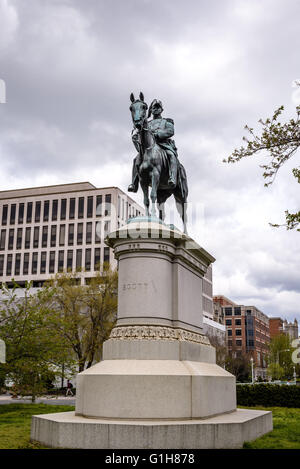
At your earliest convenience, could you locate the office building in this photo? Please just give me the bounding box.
[213,295,270,379]
[0,182,144,286]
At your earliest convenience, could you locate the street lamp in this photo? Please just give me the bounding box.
[250,357,254,384]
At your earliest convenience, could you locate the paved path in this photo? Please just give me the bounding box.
[0,395,75,406]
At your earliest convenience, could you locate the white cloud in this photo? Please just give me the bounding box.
[0,0,19,53]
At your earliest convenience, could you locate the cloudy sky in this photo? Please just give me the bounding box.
[0,0,299,322]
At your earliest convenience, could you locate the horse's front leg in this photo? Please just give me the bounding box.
[150,167,160,217]
[140,181,150,216]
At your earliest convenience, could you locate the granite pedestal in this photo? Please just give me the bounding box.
[31,218,272,448]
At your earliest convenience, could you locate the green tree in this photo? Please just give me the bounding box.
[224,83,300,230]
[267,362,285,381]
[225,347,252,382]
[0,282,74,401]
[42,263,118,372]
[267,333,294,379]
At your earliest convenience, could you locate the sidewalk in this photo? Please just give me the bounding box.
[0,394,76,405]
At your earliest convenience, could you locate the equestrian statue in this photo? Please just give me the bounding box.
[128,92,188,233]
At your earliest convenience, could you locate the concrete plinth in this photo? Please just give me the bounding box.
[31,409,272,449]
[31,218,272,448]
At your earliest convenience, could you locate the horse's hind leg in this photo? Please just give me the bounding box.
[175,199,188,234]
[141,182,150,216]
[157,202,165,221]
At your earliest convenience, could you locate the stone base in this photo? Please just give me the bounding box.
[31,409,272,449]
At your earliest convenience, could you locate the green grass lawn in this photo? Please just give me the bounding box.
[241,406,300,449]
[0,404,299,449]
[0,404,74,449]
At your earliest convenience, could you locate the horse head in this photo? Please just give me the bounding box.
[129,92,148,130]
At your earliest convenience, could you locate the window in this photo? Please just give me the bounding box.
[228,340,232,347]
[26,202,33,223]
[10,204,16,225]
[6,254,12,276]
[248,340,254,347]
[104,247,110,263]
[18,203,24,224]
[78,197,84,219]
[52,200,58,221]
[95,221,101,243]
[69,198,75,219]
[77,223,83,245]
[25,228,31,249]
[236,340,242,347]
[16,228,22,249]
[96,195,102,217]
[0,254,4,276]
[42,226,48,248]
[32,252,38,274]
[86,222,92,244]
[87,196,93,218]
[15,254,21,275]
[2,205,8,225]
[76,249,82,269]
[235,319,241,326]
[43,200,49,222]
[35,201,41,222]
[50,225,56,247]
[104,220,110,237]
[49,251,55,273]
[0,230,6,250]
[58,251,64,272]
[236,329,242,336]
[23,253,29,275]
[8,229,14,250]
[227,329,232,336]
[225,319,232,326]
[105,194,111,216]
[85,248,91,271]
[61,199,67,220]
[33,227,39,248]
[94,248,101,270]
[225,307,232,316]
[40,252,47,274]
[68,224,74,246]
[234,307,241,316]
[67,250,73,270]
[59,225,65,246]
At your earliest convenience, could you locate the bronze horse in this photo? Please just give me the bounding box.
[129,92,188,233]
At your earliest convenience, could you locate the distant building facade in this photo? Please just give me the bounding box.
[213,295,270,379]
[269,317,284,339]
[0,182,144,286]
[269,317,298,341]
[283,319,298,340]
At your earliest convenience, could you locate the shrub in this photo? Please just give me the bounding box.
[237,384,300,408]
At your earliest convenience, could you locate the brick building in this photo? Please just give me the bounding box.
[213,295,270,379]
[269,317,284,338]
[269,317,299,341]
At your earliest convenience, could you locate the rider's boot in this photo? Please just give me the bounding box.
[168,158,177,188]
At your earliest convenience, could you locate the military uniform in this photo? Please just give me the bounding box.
[129,117,178,192]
